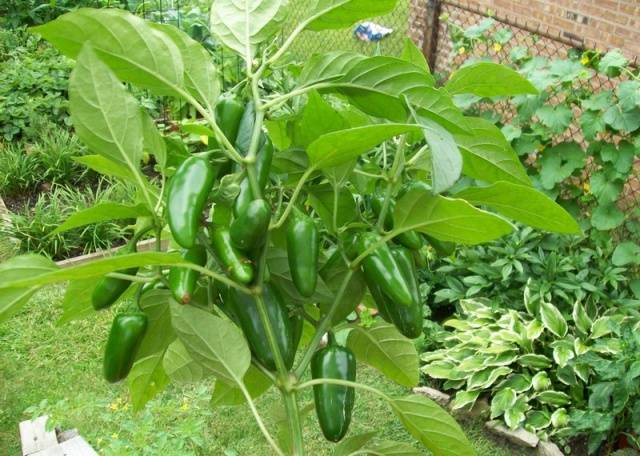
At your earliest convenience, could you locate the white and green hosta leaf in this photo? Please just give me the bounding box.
[540,301,568,337]
[422,360,464,381]
[504,396,528,429]
[490,387,516,418]
[497,373,533,393]
[535,390,571,406]
[591,316,613,339]
[556,365,578,386]
[210,0,289,63]
[518,354,552,369]
[525,410,551,431]
[551,340,575,368]
[572,301,593,335]
[466,366,511,390]
[532,371,551,391]
[450,390,481,410]
[551,408,569,428]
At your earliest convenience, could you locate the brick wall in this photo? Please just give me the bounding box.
[410,0,640,60]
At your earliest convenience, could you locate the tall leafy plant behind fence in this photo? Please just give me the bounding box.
[0,1,580,454]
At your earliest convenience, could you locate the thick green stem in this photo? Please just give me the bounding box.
[283,390,305,456]
[105,272,152,283]
[270,167,316,230]
[376,136,406,232]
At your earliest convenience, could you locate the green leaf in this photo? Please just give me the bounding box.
[211,364,272,407]
[604,105,640,132]
[602,141,636,174]
[540,301,568,337]
[617,80,640,111]
[536,390,571,406]
[552,341,574,368]
[422,360,461,380]
[332,431,377,456]
[572,301,593,334]
[305,0,398,31]
[491,388,516,418]
[580,110,606,141]
[535,105,573,134]
[517,354,552,369]
[306,123,419,168]
[150,23,220,110]
[170,302,250,385]
[612,242,640,266]
[307,184,356,231]
[163,339,211,383]
[210,0,288,63]
[598,49,628,74]
[589,382,615,411]
[73,155,137,183]
[401,38,429,72]
[450,390,480,410]
[57,277,100,325]
[347,321,419,387]
[363,440,422,455]
[298,51,365,87]
[590,170,623,205]
[69,44,144,174]
[32,8,183,95]
[292,91,349,148]
[394,188,513,245]
[0,255,57,323]
[455,117,531,186]
[52,203,150,235]
[525,410,551,430]
[455,181,580,234]
[504,396,527,429]
[128,353,169,411]
[467,367,511,390]
[416,116,462,194]
[445,62,537,97]
[591,203,625,231]
[538,142,585,190]
[0,252,183,289]
[141,111,167,170]
[391,395,476,456]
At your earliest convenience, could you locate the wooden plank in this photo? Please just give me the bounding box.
[31,445,64,456]
[56,238,169,268]
[59,436,99,456]
[19,416,58,455]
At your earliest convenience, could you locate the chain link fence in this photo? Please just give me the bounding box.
[424,0,639,228]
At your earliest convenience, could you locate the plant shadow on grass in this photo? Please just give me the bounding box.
[0,286,533,455]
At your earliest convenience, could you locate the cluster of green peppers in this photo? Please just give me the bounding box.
[90,96,448,444]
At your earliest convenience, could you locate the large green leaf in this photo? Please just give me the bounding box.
[298,51,365,86]
[0,252,183,289]
[210,364,272,407]
[445,62,537,97]
[150,23,220,110]
[364,440,422,455]
[416,115,461,194]
[347,321,419,387]
[401,37,429,72]
[307,184,356,231]
[319,252,366,324]
[163,339,211,383]
[57,277,101,325]
[391,395,476,456]
[170,302,250,385]
[210,0,288,63]
[69,44,144,174]
[128,353,169,411]
[32,8,183,95]
[394,187,513,245]
[333,432,377,456]
[454,117,530,185]
[292,91,349,148]
[141,110,167,170]
[73,155,137,183]
[53,203,150,235]
[305,0,398,31]
[136,290,175,360]
[455,182,581,234]
[0,255,57,323]
[540,302,568,338]
[307,123,419,168]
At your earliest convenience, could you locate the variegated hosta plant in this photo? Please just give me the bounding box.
[421,296,639,441]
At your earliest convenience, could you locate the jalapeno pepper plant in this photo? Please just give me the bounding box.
[0,1,583,455]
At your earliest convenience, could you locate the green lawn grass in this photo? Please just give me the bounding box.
[0,286,534,455]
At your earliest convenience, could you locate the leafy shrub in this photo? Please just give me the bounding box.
[0,0,109,28]
[441,16,640,243]
[422,227,639,314]
[0,27,72,141]
[421,297,639,451]
[2,182,132,260]
[0,125,89,197]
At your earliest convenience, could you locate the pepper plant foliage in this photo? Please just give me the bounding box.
[0,1,580,454]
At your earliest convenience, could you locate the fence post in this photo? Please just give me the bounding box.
[422,0,442,71]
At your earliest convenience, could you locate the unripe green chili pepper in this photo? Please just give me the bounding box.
[210,227,254,284]
[424,234,456,257]
[235,101,257,156]
[390,246,424,338]
[356,232,413,308]
[215,95,244,144]
[92,243,138,311]
[168,244,207,304]
[371,195,422,250]
[230,199,271,251]
[234,136,274,217]
[225,283,297,371]
[103,312,148,383]
[167,156,216,249]
[287,208,319,298]
[311,338,356,442]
